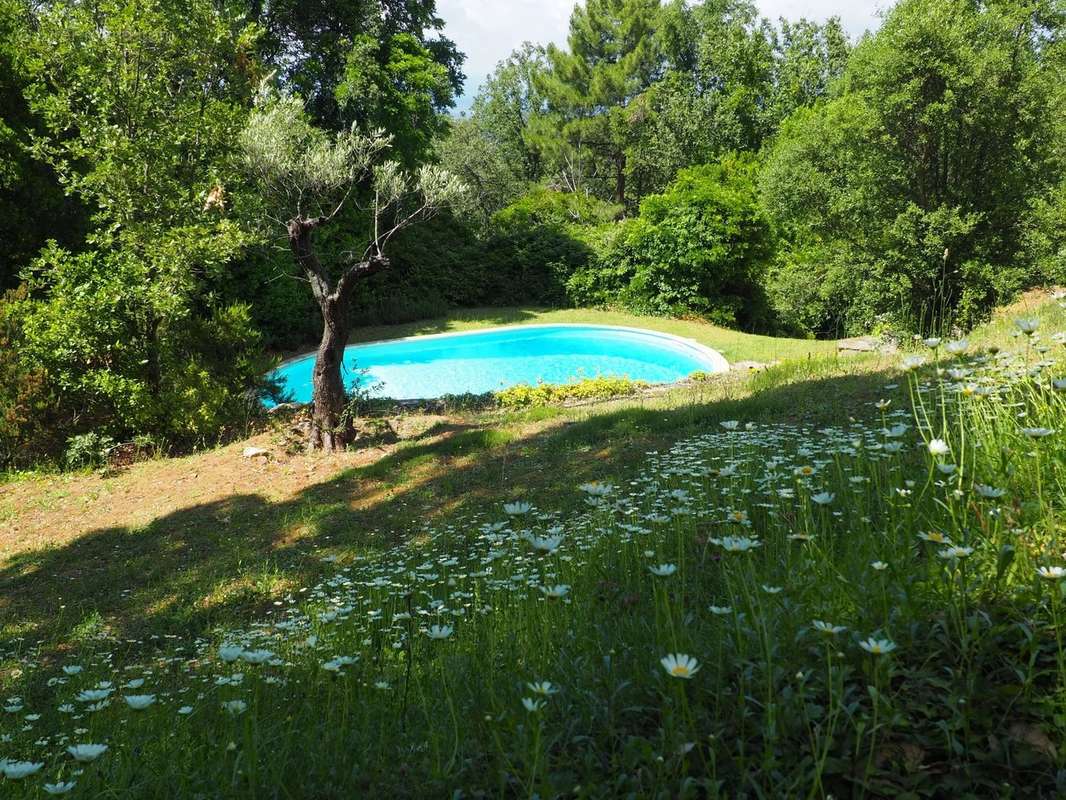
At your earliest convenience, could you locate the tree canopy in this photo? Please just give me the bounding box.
[246,0,463,130]
[761,0,1065,333]
[532,0,663,206]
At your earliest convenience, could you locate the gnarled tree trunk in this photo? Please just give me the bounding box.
[308,292,353,451]
[288,215,388,452]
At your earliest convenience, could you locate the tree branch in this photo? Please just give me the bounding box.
[334,253,390,299]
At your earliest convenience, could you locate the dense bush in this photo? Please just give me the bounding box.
[357,215,482,324]
[425,375,657,411]
[62,431,115,470]
[222,250,322,352]
[357,189,598,322]
[1022,179,1066,286]
[216,214,466,352]
[564,221,642,308]
[492,185,622,229]
[763,242,850,336]
[494,375,651,407]
[226,201,595,352]
[569,156,774,327]
[14,238,272,456]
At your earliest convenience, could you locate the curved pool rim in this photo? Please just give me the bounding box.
[271,323,730,402]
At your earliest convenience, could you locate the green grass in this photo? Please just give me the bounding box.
[345,306,839,364]
[3,300,1066,796]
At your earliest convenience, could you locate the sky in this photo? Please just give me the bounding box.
[437,0,889,112]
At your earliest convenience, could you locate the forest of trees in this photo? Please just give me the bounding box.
[1,0,1064,464]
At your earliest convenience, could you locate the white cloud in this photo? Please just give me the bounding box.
[437,0,887,110]
[438,0,572,78]
[757,0,886,34]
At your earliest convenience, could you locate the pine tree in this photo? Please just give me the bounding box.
[533,0,663,208]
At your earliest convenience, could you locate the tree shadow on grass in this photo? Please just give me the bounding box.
[0,357,894,664]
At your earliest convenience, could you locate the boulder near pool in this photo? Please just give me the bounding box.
[270,324,729,403]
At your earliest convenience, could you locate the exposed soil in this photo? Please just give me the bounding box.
[0,414,455,559]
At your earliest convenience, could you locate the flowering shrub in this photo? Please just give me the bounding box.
[494,375,650,408]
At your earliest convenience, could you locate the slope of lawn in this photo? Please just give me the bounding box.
[2,296,1066,797]
[345,306,841,364]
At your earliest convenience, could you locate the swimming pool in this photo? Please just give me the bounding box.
[270,324,729,403]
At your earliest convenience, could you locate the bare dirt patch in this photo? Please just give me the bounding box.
[0,414,455,559]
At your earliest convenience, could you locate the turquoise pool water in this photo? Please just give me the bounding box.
[270,324,728,403]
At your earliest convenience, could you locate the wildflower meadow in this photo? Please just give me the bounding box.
[3,304,1066,797]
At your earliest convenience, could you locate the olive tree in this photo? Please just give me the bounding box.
[241,92,465,450]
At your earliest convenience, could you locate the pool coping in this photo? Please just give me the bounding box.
[272,323,730,400]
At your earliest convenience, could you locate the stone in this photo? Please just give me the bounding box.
[267,402,305,415]
[837,336,880,352]
[837,336,899,355]
[242,446,269,458]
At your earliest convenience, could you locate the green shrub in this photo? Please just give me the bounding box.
[230,200,594,350]
[359,193,602,325]
[467,188,609,307]
[493,185,622,228]
[565,219,645,308]
[63,431,115,469]
[155,303,272,444]
[478,229,590,307]
[18,240,273,451]
[568,156,774,328]
[628,156,772,324]
[765,241,877,337]
[224,249,321,350]
[1022,179,1066,286]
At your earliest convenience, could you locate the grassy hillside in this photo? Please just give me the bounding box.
[2,297,1065,796]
